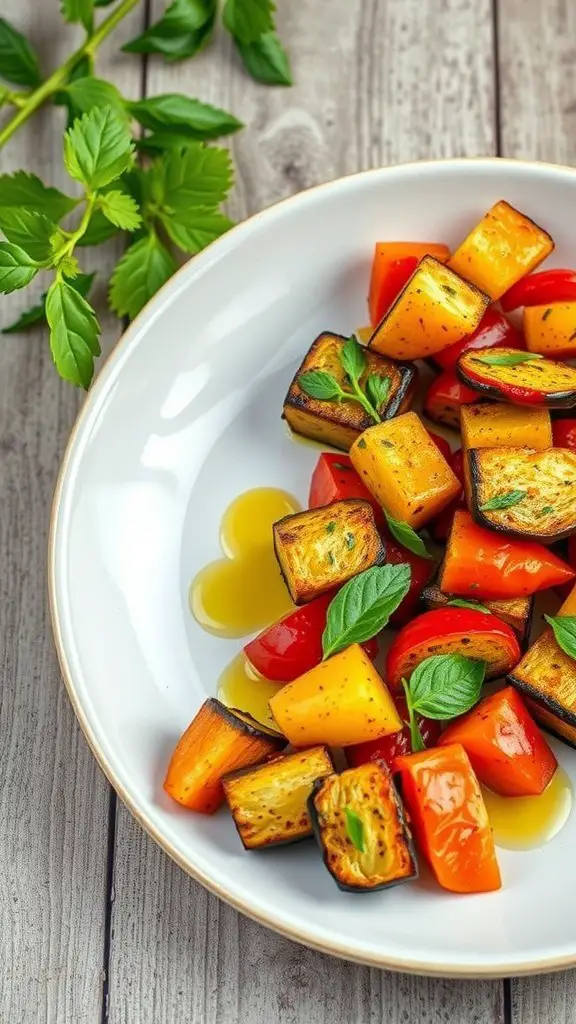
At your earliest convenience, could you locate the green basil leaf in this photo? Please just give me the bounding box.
[475,351,544,367]
[128,94,242,140]
[60,0,94,31]
[223,0,275,45]
[479,489,527,511]
[234,31,292,85]
[322,563,411,659]
[446,598,492,614]
[150,143,233,211]
[0,171,77,222]
[408,654,485,720]
[122,0,216,61]
[365,373,390,411]
[64,106,134,190]
[340,334,366,385]
[0,242,38,293]
[298,370,343,401]
[544,615,576,662]
[384,511,431,559]
[46,278,101,389]
[109,232,177,320]
[160,207,233,254]
[97,190,142,231]
[60,76,127,121]
[0,208,58,262]
[0,17,42,87]
[2,272,95,334]
[344,808,364,852]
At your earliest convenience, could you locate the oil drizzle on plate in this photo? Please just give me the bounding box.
[483,767,572,850]
[189,487,299,638]
[218,652,283,730]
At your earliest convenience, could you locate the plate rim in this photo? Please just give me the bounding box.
[48,156,576,979]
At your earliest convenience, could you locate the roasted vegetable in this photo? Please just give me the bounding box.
[383,534,435,626]
[468,445,576,541]
[282,332,415,450]
[368,241,450,325]
[368,255,489,361]
[509,585,576,748]
[345,696,442,770]
[432,307,521,371]
[421,583,533,645]
[501,268,576,312]
[439,509,575,599]
[524,302,576,360]
[460,402,552,453]
[349,411,461,529]
[457,347,576,409]
[308,452,385,526]
[428,448,466,542]
[269,643,402,747]
[222,745,335,849]
[394,743,501,893]
[423,367,482,429]
[244,594,377,683]
[385,607,520,690]
[440,686,557,797]
[309,762,418,892]
[164,699,284,813]
[553,419,576,451]
[448,200,554,300]
[273,499,385,605]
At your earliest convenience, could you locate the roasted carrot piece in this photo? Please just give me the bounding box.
[394,743,501,893]
[368,241,450,326]
[440,686,557,797]
[164,699,284,813]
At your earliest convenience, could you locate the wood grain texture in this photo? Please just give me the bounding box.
[499,0,576,1018]
[108,2,503,1023]
[0,4,144,1023]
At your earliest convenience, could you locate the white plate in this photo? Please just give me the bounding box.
[50,158,576,977]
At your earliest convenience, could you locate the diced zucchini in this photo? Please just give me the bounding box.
[308,762,418,892]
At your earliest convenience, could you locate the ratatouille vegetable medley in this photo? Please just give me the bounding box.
[165,199,576,895]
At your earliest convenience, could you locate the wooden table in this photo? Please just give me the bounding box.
[1,0,575,1020]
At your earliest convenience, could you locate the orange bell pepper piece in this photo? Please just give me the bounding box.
[394,743,501,893]
[524,302,576,360]
[368,241,450,326]
[440,686,557,797]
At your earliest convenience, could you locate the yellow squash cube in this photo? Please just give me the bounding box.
[524,303,576,360]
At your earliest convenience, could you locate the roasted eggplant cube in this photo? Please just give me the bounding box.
[457,347,576,409]
[273,499,385,604]
[222,746,335,849]
[308,762,417,892]
[421,583,533,647]
[468,446,576,541]
[449,200,554,301]
[283,332,416,451]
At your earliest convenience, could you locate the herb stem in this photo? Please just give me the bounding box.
[402,679,425,753]
[53,192,97,269]
[348,375,381,423]
[0,0,141,150]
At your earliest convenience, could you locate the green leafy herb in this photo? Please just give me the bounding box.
[97,190,142,231]
[326,521,336,534]
[407,654,485,719]
[322,563,411,659]
[128,94,243,140]
[401,680,426,753]
[0,16,42,87]
[298,370,344,402]
[64,106,134,190]
[298,336,382,423]
[160,208,234,255]
[475,351,544,367]
[123,0,217,62]
[0,208,57,262]
[2,272,95,334]
[344,807,365,852]
[60,76,127,121]
[357,439,366,449]
[446,598,492,613]
[61,0,95,32]
[223,0,275,45]
[365,373,390,411]
[46,277,101,388]
[0,171,77,221]
[384,510,432,559]
[109,232,177,320]
[544,615,576,662]
[345,532,356,550]
[235,31,292,85]
[0,243,38,293]
[341,333,367,382]
[479,489,527,512]
[537,505,555,517]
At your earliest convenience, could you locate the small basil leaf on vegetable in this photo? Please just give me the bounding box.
[298,370,344,401]
[384,510,432,559]
[479,489,527,511]
[544,615,576,662]
[365,373,391,411]
[344,807,365,852]
[475,351,544,367]
[407,654,485,720]
[446,598,491,614]
[322,563,411,659]
[340,334,366,384]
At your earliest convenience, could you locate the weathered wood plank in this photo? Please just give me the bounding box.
[0,5,144,1023]
[108,2,503,1022]
[499,0,576,1015]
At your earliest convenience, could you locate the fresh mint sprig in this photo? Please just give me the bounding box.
[299,335,390,424]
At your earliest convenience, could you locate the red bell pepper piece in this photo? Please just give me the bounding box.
[346,696,441,769]
[553,419,576,450]
[244,593,378,683]
[308,452,384,526]
[385,606,521,691]
[423,367,480,429]
[426,430,452,464]
[501,269,576,312]
[383,534,435,626]
[429,448,465,542]
[433,307,521,371]
[440,509,575,599]
[368,241,450,326]
[394,744,501,893]
[439,686,557,797]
